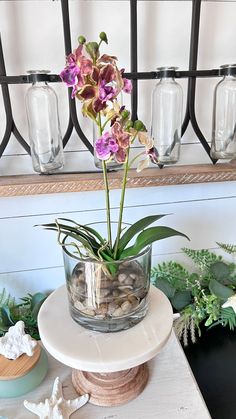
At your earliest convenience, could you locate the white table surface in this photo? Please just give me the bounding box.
[0,332,211,419]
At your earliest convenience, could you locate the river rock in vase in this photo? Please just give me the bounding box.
[63,245,151,333]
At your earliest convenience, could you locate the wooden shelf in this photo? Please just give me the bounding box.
[1,163,236,197]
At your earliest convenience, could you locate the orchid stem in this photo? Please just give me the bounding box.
[98,112,112,249]
[102,160,112,249]
[113,147,130,259]
[102,116,114,131]
[128,150,145,170]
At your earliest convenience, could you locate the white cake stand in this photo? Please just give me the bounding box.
[38,284,173,406]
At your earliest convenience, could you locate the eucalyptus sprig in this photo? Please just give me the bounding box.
[0,290,47,340]
[152,243,236,345]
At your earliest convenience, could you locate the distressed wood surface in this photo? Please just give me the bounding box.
[0,332,211,419]
[1,163,236,197]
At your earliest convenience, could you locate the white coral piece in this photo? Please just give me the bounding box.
[0,320,37,360]
[24,377,89,419]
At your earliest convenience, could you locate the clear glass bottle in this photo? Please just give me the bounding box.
[151,67,183,164]
[211,64,236,159]
[25,70,64,173]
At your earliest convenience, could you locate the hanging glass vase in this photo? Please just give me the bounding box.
[211,64,236,159]
[25,70,64,174]
[151,67,183,164]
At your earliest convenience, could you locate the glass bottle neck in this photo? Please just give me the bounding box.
[32,81,48,87]
[223,74,236,81]
[160,77,176,82]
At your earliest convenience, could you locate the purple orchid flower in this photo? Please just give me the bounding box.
[112,122,130,149]
[122,78,132,93]
[95,132,119,160]
[148,147,159,164]
[60,63,80,88]
[99,80,117,102]
[115,147,126,163]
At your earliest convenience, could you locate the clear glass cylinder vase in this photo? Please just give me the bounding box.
[25,70,64,173]
[151,67,183,164]
[211,64,236,159]
[62,236,151,333]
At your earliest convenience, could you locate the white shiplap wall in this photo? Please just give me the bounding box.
[1,1,236,297]
[1,181,236,298]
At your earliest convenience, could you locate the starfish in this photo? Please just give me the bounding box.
[0,320,37,360]
[24,377,89,419]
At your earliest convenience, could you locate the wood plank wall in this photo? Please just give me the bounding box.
[1,181,236,298]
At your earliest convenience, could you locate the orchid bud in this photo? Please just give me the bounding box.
[78,35,86,45]
[85,42,99,61]
[121,110,130,120]
[125,121,133,130]
[99,32,108,44]
[134,120,146,132]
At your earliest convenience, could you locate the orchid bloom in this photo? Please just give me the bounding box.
[60,45,93,98]
[136,133,159,172]
[112,122,131,149]
[122,78,132,93]
[95,131,119,160]
[95,122,131,164]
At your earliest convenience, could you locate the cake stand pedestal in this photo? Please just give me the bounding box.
[38,285,173,406]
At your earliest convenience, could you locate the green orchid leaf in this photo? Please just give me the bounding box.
[42,226,98,255]
[41,222,101,250]
[99,252,118,276]
[209,278,234,300]
[210,261,230,283]
[57,218,105,245]
[120,226,189,259]
[60,231,95,254]
[116,215,167,257]
[155,278,176,298]
[0,305,14,327]
[171,291,192,310]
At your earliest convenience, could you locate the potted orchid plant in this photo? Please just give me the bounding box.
[42,33,188,332]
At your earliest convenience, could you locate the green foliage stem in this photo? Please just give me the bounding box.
[0,291,47,340]
[152,243,236,346]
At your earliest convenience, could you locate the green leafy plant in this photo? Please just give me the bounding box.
[151,244,236,345]
[41,32,189,264]
[216,242,236,256]
[0,290,47,340]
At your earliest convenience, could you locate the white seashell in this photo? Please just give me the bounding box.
[24,377,89,419]
[0,320,37,360]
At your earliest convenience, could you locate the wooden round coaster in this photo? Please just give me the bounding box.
[0,343,41,380]
[72,363,149,406]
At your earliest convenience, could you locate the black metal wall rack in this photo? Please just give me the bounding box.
[0,0,236,172]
